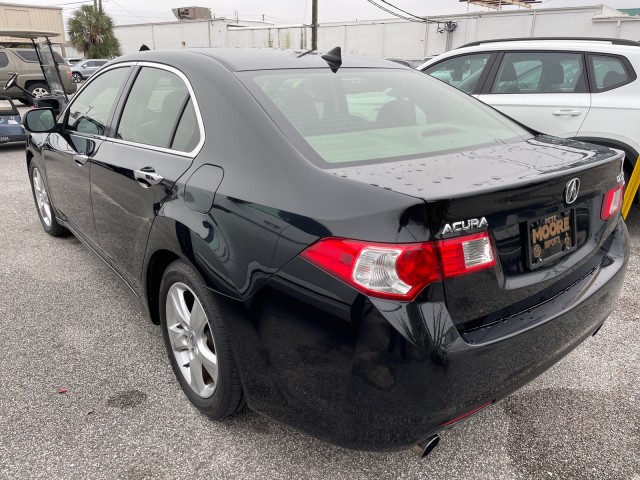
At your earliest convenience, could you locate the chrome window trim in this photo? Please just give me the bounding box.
[62,61,206,158]
[58,62,137,143]
[110,61,205,158]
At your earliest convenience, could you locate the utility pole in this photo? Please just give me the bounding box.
[311,0,318,50]
[93,0,97,10]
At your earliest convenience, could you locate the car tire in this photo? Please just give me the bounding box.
[159,260,245,418]
[72,73,82,83]
[27,83,50,102]
[29,162,66,237]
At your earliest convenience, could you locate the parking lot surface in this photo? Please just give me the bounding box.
[0,143,638,480]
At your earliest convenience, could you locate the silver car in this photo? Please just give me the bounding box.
[70,59,108,83]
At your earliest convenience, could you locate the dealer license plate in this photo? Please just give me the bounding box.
[528,210,575,268]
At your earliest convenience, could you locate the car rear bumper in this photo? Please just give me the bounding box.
[0,133,27,143]
[223,219,628,451]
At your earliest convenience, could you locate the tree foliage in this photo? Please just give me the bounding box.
[68,5,122,59]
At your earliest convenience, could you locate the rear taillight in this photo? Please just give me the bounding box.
[67,71,72,79]
[301,232,495,301]
[437,232,495,279]
[601,184,624,220]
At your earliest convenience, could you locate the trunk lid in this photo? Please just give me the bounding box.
[328,135,624,336]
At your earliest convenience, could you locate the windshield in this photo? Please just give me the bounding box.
[35,41,64,94]
[242,69,530,167]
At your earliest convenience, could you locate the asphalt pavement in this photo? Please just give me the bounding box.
[0,143,638,480]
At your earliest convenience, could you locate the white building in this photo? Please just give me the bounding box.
[114,17,277,55]
[113,5,640,59]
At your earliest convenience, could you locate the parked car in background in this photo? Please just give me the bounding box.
[71,58,109,83]
[0,47,75,103]
[386,58,424,68]
[419,37,640,181]
[22,47,628,457]
[66,57,84,66]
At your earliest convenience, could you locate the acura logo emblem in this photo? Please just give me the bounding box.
[565,178,580,204]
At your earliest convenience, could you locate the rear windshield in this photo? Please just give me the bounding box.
[242,69,530,166]
[14,49,65,65]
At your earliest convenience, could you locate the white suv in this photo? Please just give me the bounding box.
[419,38,640,177]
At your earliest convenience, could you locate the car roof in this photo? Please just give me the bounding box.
[117,48,403,72]
[451,38,640,54]
[0,28,59,39]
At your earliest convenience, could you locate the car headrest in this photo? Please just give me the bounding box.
[602,71,623,89]
[540,63,564,86]
[498,62,518,83]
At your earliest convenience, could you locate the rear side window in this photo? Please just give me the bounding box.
[171,99,200,152]
[247,69,529,166]
[14,49,65,64]
[0,53,8,68]
[590,55,632,91]
[423,53,492,94]
[116,67,200,151]
[66,67,130,136]
[491,52,585,94]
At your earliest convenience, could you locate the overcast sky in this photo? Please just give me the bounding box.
[19,0,640,26]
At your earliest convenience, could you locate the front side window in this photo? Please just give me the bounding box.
[116,67,199,151]
[423,53,492,94]
[65,67,130,136]
[245,69,529,166]
[590,55,631,91]
[491,52,585,94]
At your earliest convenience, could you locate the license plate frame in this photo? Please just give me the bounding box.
[527,209,576,269]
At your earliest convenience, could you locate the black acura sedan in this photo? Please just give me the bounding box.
[22,48,628,456]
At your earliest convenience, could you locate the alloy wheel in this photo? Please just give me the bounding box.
[32,167,52,227]
[31,87,49,98]
[165,282,218,398]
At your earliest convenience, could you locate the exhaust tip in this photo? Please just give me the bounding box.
[410,434,440,459]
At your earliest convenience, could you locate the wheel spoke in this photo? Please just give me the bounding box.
[190,300,207,334]
[167,286,190,328]
[196,347,218,385]
[33,172,41,192]
[188,356,207,395]
[168,325,189,352]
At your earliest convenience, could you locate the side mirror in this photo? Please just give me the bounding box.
[4,73,18,90]
[23,108,56,133]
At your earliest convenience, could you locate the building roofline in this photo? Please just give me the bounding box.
[113,17,273,29]
[0,1,62,11]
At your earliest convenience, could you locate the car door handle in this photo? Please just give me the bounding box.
[73,154,89,166]
[552,109,582,116]
[134,167,163,188]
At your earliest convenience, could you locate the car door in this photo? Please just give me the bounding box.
[90,64,203,291]
[43,66,132,243]
[477,51,591,138]
[85,61,99,77]
[577,54,639,152]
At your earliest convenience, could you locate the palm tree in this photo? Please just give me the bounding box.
[68,5,122,59]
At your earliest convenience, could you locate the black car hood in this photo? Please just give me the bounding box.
[326,136,623,201]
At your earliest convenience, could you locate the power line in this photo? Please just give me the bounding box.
[365,0,458,31]
[107,0,155,23]
[365,0,425,23]
[379,0,428,21]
